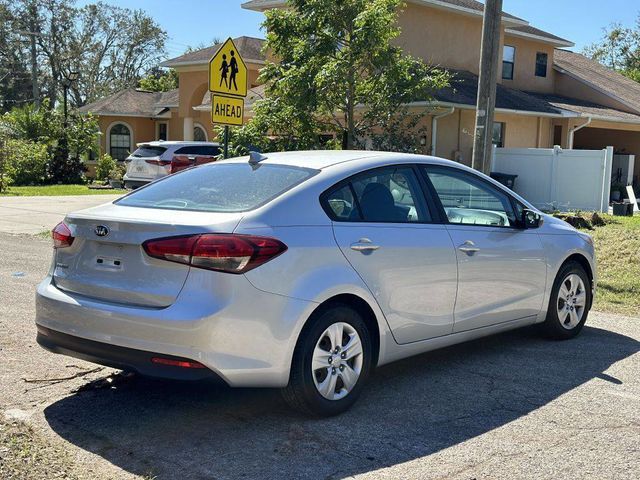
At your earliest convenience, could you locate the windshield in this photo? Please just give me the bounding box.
[116,162,318,213]
[131,145,168,158]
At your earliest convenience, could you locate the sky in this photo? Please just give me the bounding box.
[76,0,639,58]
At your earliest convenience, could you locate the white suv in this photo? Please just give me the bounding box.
[123,141,221,189]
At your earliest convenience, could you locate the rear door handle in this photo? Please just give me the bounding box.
[458,240,480,254]
[350,238,380,252]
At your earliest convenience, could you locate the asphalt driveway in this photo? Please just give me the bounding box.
[1,232,638,479]
[0,195,121,234]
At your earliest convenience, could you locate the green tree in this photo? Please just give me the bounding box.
[2,0,167,109]
[138,67,178,92]
[584,17,640,83]
[250,0,449,151]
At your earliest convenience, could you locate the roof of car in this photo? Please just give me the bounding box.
[222,150,459,170]
[137,141,220,147]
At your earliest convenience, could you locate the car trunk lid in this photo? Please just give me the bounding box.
[53,202,242,307]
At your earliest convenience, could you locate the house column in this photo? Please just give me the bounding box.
[183,116,194,141]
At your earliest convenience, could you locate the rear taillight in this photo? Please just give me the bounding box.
[52,222,74,248]
[142,234,287,274]
[170,155,193,174]
[145,159,171,166]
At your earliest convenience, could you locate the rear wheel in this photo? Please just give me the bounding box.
[282,305,372,416]
[541,262,591,340]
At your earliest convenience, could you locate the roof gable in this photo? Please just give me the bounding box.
[161,36,266,68]
[77,88,179,117]
[554,49,640,114]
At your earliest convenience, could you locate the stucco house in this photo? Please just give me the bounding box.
[80,0,640,180]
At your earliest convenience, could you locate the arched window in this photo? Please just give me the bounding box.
[194,124,207,142]
[109,123,131,160]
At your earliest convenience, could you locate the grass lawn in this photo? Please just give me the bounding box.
[580,214,640,316]
[0,184,127,196]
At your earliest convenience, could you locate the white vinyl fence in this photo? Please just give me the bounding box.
[491,146,613,213]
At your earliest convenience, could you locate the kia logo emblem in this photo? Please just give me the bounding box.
[94,225,110,237]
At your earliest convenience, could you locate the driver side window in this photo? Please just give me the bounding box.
[423,167,516,227]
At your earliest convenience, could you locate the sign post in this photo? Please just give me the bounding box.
[208,38,248,158]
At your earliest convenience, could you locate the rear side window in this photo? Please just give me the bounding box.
[323,166,430,223]
[131,145,168,158]
[116,163,318,213]
[174,145,221,156]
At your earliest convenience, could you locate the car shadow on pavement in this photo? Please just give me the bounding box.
[44,325,639,480]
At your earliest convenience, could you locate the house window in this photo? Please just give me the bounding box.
[492,122,505,148]
[535,52,548,77]
[194,125,207,142]
[109,123,131,161]
[502,45,515,80]
[157,122,168,141]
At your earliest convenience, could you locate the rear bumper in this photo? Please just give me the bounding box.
[35,272,316,387]
[37,325,223,382]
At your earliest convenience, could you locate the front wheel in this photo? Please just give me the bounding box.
[541,262,592,340]
[282,305,372,416]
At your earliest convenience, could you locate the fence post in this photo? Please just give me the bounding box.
[601,146,614,213]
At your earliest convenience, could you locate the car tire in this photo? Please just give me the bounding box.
[282,304,373,417]
[541,261,592,340]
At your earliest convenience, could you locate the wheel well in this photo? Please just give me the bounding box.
[307,294,381,367]
[561,254,594,308]
[562,254,593,287]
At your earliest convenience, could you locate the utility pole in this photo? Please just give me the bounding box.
[472,0,503,175]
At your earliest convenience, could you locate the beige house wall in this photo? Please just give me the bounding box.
[97,115,156,155]
[501,35,555,93]
[397,4,484,74]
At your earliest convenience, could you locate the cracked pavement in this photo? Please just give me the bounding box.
[1,232,639,479]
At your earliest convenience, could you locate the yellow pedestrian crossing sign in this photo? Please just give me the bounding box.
[211,94,244,127]
[209,38,248,98]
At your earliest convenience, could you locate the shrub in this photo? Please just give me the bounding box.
[96,154,116,181]
[108,163,126,182]
[0,139,15,192]
[6,139,49,185]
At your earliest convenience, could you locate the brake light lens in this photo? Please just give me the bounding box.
[142,234,287,274]
[145,159,172,166]
[170,155,193,174]
[52,222,74,248]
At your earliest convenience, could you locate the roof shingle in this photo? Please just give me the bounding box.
[554,50,640,114]
[161,37,266,67]
[506,25,573,46]
[526,92,640,123]
[77,88,179,117]
[434,70,562,114]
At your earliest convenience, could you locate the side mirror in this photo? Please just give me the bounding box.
[522,209,543,229]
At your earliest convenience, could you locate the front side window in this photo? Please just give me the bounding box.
[117,163,317,213]
[502,45,515,80]
[324,166,430,223]
[535,52,548,77]
[109,123,131,161]
[424,167,516,227]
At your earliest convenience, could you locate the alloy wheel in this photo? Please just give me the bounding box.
[556,273,587,330]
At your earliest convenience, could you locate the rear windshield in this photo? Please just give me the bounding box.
[116,162,318,213]
[131,145,168,158]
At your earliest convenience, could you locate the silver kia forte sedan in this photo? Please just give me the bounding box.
[36,151,596,416]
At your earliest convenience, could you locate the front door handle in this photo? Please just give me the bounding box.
[350,238,380,252]
[458,240,480,255]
